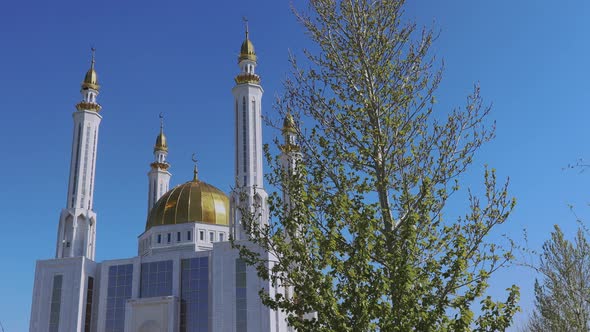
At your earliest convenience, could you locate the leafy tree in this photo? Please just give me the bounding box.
[234,0,519,330]
[526,225,590,332]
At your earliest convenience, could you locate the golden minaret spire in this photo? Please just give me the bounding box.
[76,47,101,112]
[90,47,96,69]
[244,16,249,40]
[82,47,99,91]
[154,113,168,152]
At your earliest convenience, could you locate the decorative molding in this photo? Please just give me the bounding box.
[75,101,102,112]
[234,73,260,85]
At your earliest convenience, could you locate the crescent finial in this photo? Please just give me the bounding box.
[191,153,199,181]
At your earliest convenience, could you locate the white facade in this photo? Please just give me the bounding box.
[29,33,290,332]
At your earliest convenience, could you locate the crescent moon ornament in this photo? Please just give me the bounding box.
[191,153,198,163]
[158,113,164,130]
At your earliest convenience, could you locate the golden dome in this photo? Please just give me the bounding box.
[239,32,257,62]
[82,48,99,90]
[154,128,168,152]
[282,113,296,134]
[146,179,229,231]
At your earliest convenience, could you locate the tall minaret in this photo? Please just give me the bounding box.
[147,114,171,214]
[55,49,102,260]
[231,22,268,240]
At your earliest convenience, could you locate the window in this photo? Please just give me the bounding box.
[187,231,191,241]
[167,233,171,243]
[140,260,173,298]
[242,96,248,178]
[209,232,214,242]
[157,234,161,244]
[177,232,181,242]
[105,264,133,332]
[84,277,94,332]
[49,275,63,332]
[180,257,209,331]
[219,233,224,242]
[199,231,204,241]
[252,99,257,178]
[236,259,247,331]
[235,99,238,179]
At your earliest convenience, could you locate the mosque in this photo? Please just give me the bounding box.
[28,28,298,332]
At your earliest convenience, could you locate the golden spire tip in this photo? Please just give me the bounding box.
[191,153,199,181]
[243,16,249,39]
[90,47,96,69]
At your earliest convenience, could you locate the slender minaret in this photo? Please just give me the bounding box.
[231,22,268,240]
[147,114,171,214]
[55,49,102,260]
[279,113,301,208]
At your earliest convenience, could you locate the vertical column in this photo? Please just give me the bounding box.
[231,25,268,240]
[147,114,171,214]
[56,49,102,260]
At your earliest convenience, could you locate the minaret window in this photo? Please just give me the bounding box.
[252,99,257,178]
[81,125,91,207]
[48,274,63,332]
[242,97,248,178]
[71,123,83,208]
[235,99,238,179]
[177,232,181,242]
[89,129,97,209]
[157,234,161,244]
[187,231,192,241]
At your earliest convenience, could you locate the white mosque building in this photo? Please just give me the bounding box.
[28,28,297,332]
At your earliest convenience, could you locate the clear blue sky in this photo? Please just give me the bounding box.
[1,0,589,330]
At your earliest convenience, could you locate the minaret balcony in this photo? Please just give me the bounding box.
[75,101,102,112]
[150,161,170,170]
[234,73,260,85]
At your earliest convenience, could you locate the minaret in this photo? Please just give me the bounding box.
[147,114,171,214]
[55,48,102,260]
[279,113,301,208]
[231,22,268,240]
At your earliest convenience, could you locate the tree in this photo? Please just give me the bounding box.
[526,225,590,332]
[234,0,519,330]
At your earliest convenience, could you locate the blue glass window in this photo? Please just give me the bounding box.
[180,256,209,332]
[105,264,133,332]
[84,276,94,332]
[140,260,173,298]
[236,259,247,332]
[49,274,63,332]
